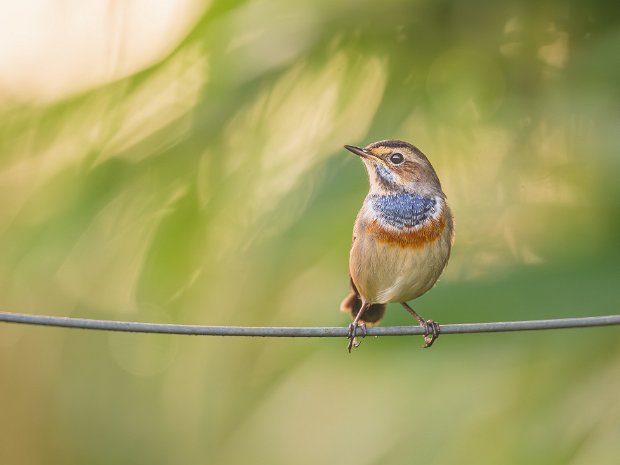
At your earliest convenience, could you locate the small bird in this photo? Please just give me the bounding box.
[341,140,454,351]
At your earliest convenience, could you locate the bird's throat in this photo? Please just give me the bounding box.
[370,163,399,191]
[369,194,440,229]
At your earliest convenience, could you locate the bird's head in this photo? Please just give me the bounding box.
[344,140,444,196]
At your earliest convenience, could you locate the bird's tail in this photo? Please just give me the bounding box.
[340,292,386,325]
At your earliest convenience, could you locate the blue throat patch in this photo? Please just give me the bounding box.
[370,194,438,229]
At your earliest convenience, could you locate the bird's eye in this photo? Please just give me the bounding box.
[389,153,404,164]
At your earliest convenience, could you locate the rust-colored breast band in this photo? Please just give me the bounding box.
[367,213,446,249]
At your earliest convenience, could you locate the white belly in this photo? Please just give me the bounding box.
[350,226,452,304]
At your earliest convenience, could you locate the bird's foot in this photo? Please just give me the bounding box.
[420,319,440,348]
[347,321,367,353]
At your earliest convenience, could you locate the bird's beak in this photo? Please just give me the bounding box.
[344,145,379,161]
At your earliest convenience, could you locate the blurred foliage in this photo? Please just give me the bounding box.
[1,0,619,464]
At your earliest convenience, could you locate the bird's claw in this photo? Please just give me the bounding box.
[347,321,367,353]
[421,319,440,348]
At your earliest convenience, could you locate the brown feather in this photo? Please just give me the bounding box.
[366,213,447,249]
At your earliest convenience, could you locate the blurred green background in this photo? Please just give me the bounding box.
[1,0,619,464]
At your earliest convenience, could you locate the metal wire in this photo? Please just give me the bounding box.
[1,311,619,337]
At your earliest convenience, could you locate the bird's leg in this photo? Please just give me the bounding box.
[401,302,440,348]
[347,301,369,353]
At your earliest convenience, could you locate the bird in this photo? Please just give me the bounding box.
[341,139,454,352]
